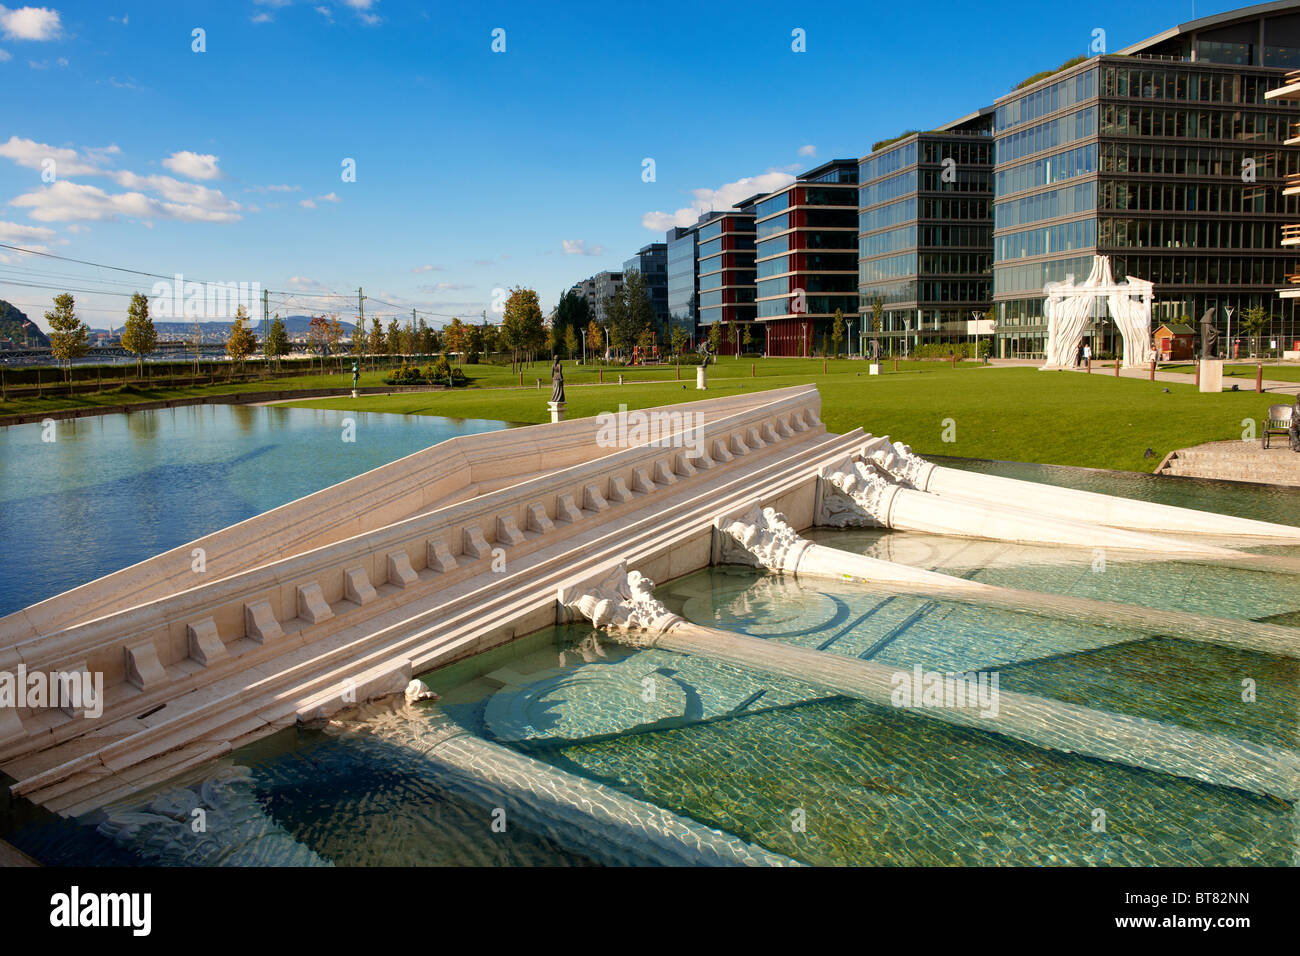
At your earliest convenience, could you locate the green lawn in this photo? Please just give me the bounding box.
[283,359,1286,473]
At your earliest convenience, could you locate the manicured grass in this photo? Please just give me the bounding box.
[284,359,1285,473]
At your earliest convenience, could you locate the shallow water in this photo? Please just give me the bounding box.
[0,404,507,615]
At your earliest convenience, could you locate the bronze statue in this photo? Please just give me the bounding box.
[1199,308,1219,359]
[550,355,564,404]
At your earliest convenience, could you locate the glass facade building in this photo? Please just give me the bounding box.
[992,5,1300,358]
[665,225,698,340]
[622,242,670,335]
[696,200,758,350]
[857,113,995,355]
[755,160,860,356]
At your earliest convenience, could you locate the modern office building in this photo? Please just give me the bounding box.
[990,2,1300,358]
[696,202,758,349]
[754,159,859,357]
[857,113,995,356]
[580,271,624,326]
[1266,62,1300,352]
[665,225,699,341]
[622,242,670,334]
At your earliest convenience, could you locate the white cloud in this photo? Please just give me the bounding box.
[162,150,221,180]
[798,144,816,158]
[251,12,273,23]
[285,275,327,291]
[247,183,298,193]
[0,6,62,41]
[562,239,605,256]
[108,14,128,25]
[110,170,238,212]
[0,218,55,243]
[0,136,116,176]
[641,169,796,231]
[317,191,340,202]
[10,179,242,223]
[411,264,443,273]
[299,198,316,209]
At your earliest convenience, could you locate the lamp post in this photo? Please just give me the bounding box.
[973,310,985,363]
[1225,305,1235,361]
[847,318,855,358]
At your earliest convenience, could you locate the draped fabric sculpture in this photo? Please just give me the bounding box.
[1041,256,1154,369]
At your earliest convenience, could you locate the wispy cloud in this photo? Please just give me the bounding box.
[562,238,605,256]
[798,144,817,158]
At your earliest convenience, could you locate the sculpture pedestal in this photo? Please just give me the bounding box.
[351,389,357,398]
[1198,359,1223,394]
[548,401,565,423]
[869,363,880,376]
[696,366,707,390]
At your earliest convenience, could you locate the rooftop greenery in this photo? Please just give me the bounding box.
[1013,54,1089,91]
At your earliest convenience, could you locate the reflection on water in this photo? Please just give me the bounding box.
[0,405,508,615]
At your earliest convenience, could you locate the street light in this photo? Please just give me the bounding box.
[1225,305,1235,360]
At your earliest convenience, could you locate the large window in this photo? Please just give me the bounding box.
[995,67,1097,132]
[996,144,1096,197]
[995,219,1096,261]
[757,213,789,240]
[754,192,790,219]
[998,107,1096,164]
[995,181,1096,229]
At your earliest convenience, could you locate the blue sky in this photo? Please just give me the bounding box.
[0,0,1233,330]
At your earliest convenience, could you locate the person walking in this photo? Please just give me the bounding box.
[1082,342,1092,372]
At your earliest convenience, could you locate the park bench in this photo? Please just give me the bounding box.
[1262,403,1296,450]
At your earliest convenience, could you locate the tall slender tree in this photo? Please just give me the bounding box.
[120,291,157,376]
[45,292,89,382]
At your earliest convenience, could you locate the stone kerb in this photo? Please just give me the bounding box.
[0,389,823,749]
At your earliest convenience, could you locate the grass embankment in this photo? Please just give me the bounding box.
[283,358,1284,473]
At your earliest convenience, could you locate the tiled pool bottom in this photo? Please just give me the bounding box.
[5,537,1299,866]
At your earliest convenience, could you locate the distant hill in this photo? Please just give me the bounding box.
[0,300,49,347]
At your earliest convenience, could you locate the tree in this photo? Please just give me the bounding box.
[45,293,89,381]
[386,319,403,358]
[670,325,688,358]
[465,324,482,362]
[444,317,467,365]
[120,291,157,376]
[264,314,289,369]
[326,315,345,370]
[502,287,544,369]
[226,305,257,369]
[743,324,754,354]
[1241,305,1269,359]
[607,271,654,358]
[400,322,415,357]
[307,315,330,371]
[554,288,592,358]
[831,308,845,357]
[415,317,432,356]
[586,319,603,359]
[367,317,384,369]
[707,321,722,355]
[564,324,579,359]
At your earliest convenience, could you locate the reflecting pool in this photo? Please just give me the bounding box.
[0,404,509,615]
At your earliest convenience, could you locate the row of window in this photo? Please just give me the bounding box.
[759,230,856,251]
[1091,253,1294,287]
[996,144,1096,197]
[699,288,758,309]
[995,181,1096,229]
[860,251,993,285]
[859,169,916,208]
[1100,104,1291,143]
[859,225,917,257]
[860,197,916,234]
[859,142,917,185]
[920,140,992,166]
[754,192,790,219]
[995,218,1096,261]
[996,68,1098,133]
[1101,180,1291,214]
[1100,141,1296,178]
[920,196,992,220]
[756,293,857,318]
[993,254,1095,295]
[756,274,857,298]
[1099,216,1285,250]
[999,107,1097,164]
[1099,66,1288,106]
[804,186,858,206]
[859,252,917,283]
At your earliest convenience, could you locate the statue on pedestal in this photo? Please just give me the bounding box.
[1200,308,1219,359]
[550,356,565,404]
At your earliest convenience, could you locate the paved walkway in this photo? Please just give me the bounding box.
[985,358,1300,397]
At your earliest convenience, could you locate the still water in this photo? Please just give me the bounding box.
[0,404,509,616]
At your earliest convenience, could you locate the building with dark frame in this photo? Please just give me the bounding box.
[665,225,699,343]
[991,2,1300,359]
[696,202,758,351]
[755,160,859,357]
[857,112,995,357]
[623,242,670,337]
